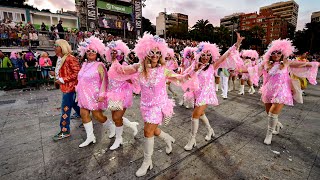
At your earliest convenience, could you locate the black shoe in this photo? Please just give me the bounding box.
[53,131,71,141]
[70,114,81,119]
[78,123,84,128]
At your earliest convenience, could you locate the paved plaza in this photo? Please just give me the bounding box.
[0,78,319,180]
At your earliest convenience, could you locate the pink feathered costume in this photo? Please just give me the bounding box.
[76,37,108,110]
[105,40,134,109]
[182,42,239,107]
[259,39,319,105]
[108,34,178,125]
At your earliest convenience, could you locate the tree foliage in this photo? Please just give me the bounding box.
[293,22,320,54]
[142,17,155,35]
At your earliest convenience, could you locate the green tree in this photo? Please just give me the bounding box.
[190,19,214,41]
[250,25,266,53]
[294,22,320,53]
[142,17,155,35]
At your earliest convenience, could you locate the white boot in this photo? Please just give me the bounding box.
[158,131,175,154]
[123,117,139,137]
[264,113,278,145]
[238,85,245,95]
[184,118,199,151]
[79,121,96,148]
[249,86,255,94]
[136,137,154,177]
[200,114,215,141]
[110,126,123,150]
[179,99,184,106]
[273,121,283,135]
[103,120,115,138]
[215,84,219,92]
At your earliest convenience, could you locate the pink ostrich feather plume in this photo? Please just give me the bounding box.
[166,48,175,58]
[77,36,105,57]
[240,50,259,60]
[195,42,221,62]
[183,47,196,59]
[263,39,295,62]
[133,33,168,63]
[105,40,130,62]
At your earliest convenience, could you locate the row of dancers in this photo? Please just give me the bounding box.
[52,32,319,177]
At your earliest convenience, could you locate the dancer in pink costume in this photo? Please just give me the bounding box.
[237,50,259,95]
[76,36,116,148]
[179,47,197,108]
[184,32,245,151]
[256,39,319,145]
[165,48,179,97]
[104,40,139,150]
[108,33,189,177]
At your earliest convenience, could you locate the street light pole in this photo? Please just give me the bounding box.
[164,8,166,39]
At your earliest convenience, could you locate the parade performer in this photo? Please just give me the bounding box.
[104,40,139,150]
[107,33,188,177]
[76,36,116,148]
[184,33,244,151]
[259,39,319,145]
[237,50,259,95]
[165,48,179,97]
[179,47,197,108]
[52,39,81,141]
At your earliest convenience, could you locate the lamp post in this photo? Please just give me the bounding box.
[164,8,167,39]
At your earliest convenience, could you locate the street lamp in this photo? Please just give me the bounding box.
[164,8,167,39]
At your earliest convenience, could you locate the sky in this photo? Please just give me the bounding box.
[26,0,320,30]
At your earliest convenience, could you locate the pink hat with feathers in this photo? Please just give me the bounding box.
[240,50,259,60]
[195,42,220,62]
[133,33,168,63]
[183,47,196,59]
[77,36,105,57]
[166,48,175,58]
[263,39,295,62]
[105,40,130,62]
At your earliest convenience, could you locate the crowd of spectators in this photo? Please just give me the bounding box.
[0,19,39,47]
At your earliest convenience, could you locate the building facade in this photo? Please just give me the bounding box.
[239,9,288,47]
[259,0,299,29]
[0,5,79,30]
[156,12,188,37]
[220,13,244,31]
[311,11,320,22]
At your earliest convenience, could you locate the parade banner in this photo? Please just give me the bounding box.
[134,0,142,38]
[87,0,97,31]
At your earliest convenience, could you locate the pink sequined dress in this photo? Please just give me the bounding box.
[107,61,134,109]
[140,66,175,124]
[76,61,108,110]
[193,65,219,107]
[241,60,254,80]
[261,63,293,106]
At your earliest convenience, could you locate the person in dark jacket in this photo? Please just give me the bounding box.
[56,20,64,39]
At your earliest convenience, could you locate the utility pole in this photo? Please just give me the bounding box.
[164,8,166,39]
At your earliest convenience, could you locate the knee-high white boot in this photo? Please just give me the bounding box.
[136,137,154,177]
[122,117,139,137]
[103,120,116,138]
[249,86,255,94]
[110,126,123,150]
[264,112,278,145]
[184,118,199,151]
[158,131,175,154]
[200,114,215,141]
[273,121,283,135]
[79,121,96,148]
[238,85,245,95]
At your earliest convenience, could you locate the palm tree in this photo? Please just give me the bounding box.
[192,19,214,41]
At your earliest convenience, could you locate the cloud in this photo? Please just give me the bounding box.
[28,0,318,30]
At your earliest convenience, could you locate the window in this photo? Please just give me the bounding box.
[4,12,13,20]
[15,13,21,21]
[21,14,25,21]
